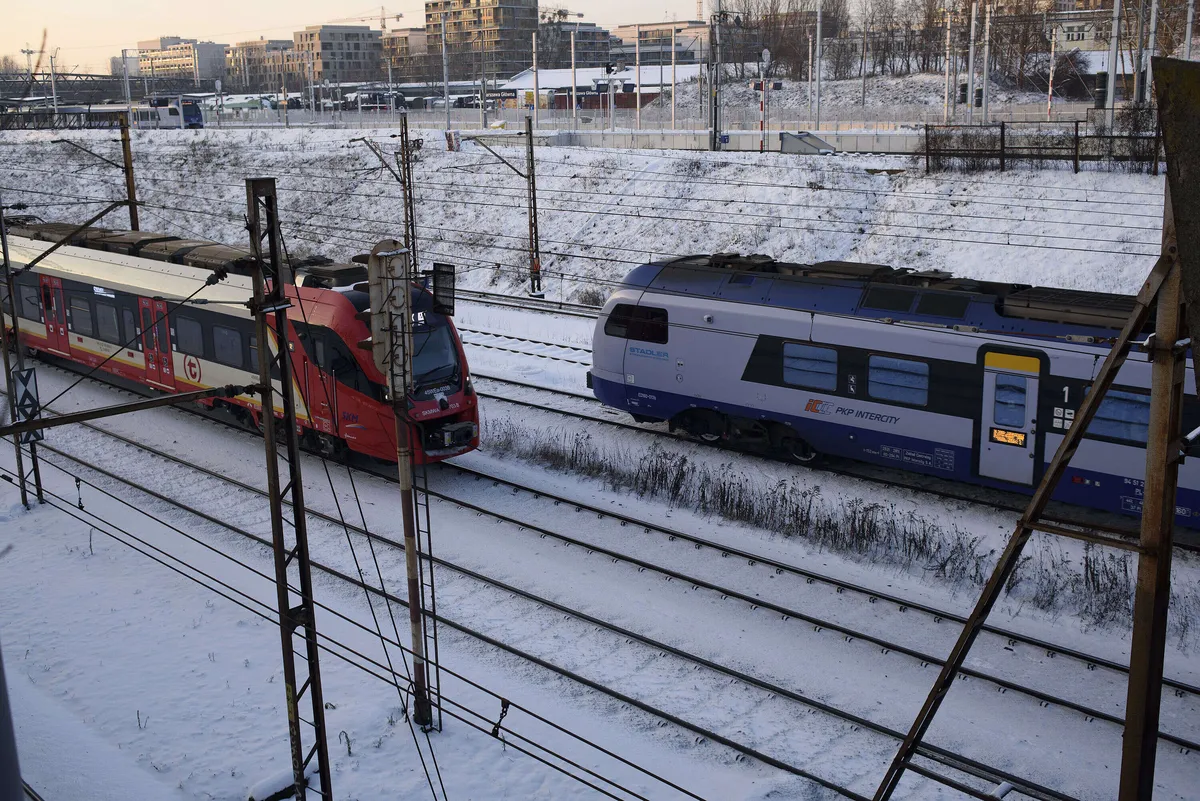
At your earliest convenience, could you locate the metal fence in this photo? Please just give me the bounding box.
[922,120,1162,174]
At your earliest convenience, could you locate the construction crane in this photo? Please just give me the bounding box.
[330,7,404,31]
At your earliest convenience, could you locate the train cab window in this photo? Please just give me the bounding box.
[782,343,838,391]
[604,303,669,344]
[19,286,41,320]
[862,287,916,313]
[69,297,94,337]
[915,293,971,319]
[1087,388,1150,444]
[868,355,929,406]
[176,317,204,356]
[95,302,121,344]
[994,374,1027,427]
[168,107,180,117]
[122,308,139,349]
[213,325,244,368]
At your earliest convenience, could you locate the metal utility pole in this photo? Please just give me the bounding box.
[671,27,678,129]
[1119,58,1197,801]
[808,31,813,115]
[967,1,978,123]
[942,7,952,123]
[366,235,435,728]
[121,49,134,123]
[0,638,23,801]
[1047,27,1057,120]
[1106,0,1123,128]
[710,0,724,149]
[1186,0,1195,60]
[609,69,617,132]
[532,30,540,128]
[1134,0,1148,103]
[525,116,543,298]
[982,3,992,122]
[119,114,139,231]
[1145,0,1160,96]
[1,194,42,508]
[49,50,59,118]
[387,58,395,123]
[872,59,1199,801]
[478,37,488,130]
[571,31,578,126]
[860,25,869,107]
[635,25,642,130]
[441,11,450,130]
[815,3,824,128]
[245,177,335,800]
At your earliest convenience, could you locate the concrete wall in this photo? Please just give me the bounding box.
[547,129,924,155]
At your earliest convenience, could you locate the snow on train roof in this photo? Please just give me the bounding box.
[8,235,256,316]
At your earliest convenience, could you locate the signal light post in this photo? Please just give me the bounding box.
[365,238,433,727]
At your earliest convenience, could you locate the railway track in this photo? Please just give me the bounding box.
[8,399,1160,801]
[452,327,1193,547]
[457,288,600,320]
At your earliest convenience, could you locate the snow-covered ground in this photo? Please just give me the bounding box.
[0,126,1193,800]
[0,124,1164,308]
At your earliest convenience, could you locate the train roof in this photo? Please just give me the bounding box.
[7,234,257,316]
[624,254,1144,335]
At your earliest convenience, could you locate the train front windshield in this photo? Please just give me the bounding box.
[182,102,203,127]
[412,319,459,388]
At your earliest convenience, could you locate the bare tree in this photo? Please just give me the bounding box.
[0,55,21,74]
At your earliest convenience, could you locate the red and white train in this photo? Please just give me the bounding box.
[2,220,479,463]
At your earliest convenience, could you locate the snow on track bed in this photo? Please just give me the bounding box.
[8,365,1199,800]
[11,416,1114,801]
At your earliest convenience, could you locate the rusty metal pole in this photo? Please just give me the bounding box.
[1118,184,1183,801]
[119,113,139,231]
[246,177,334,800]
[525,115,542,297]
[390,123,433,727]
[0,195,41,505]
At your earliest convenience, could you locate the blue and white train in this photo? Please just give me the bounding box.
[588,254,1199,524]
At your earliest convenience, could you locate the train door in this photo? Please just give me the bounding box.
[978,351,1040,486]
[314,334,338,431]
[138,297,176,389]
[37,275,70,355]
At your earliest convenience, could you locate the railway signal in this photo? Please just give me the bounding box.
[366,238,434,727]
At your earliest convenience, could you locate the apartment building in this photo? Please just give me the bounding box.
[537,20,611,69]
[425,0,538,81]
[610,21,709,66]
[225,39,296,90]
[383,27,432,81]
[293,24,383,83]
[138,39,228,83]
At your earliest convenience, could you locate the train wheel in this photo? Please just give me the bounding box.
[771,424,819,464]
[678,409,726,443]
[788,438,819,464]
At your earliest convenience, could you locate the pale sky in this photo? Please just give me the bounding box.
[3,1,706,74]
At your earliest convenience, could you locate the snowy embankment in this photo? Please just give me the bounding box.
[0,124,1164,307]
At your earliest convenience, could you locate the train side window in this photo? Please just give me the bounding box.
[95,302,121,344]
[862,287,916,313]
[176,317,204,356]
[782,343,837,391]
[915,293,971,319]
[69,297,94,337]
[603,304,636,339]
[213,325,244,368]
[993,374,1027,427]
[1087,388,1149,444]
[19,286,41,320]
[868,355,929,406]
[122,308,140,349]
[629,307,669,344]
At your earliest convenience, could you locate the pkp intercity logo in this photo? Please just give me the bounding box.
[804,398,835,416]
